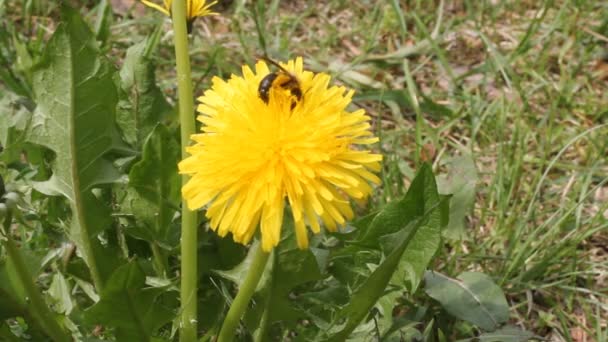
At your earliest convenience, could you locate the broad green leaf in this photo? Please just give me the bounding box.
[424,271,509,331]
[48,272,74,315]
[243,233,328,338]
[263,245,327,325]
[437,154,477,240]
[325,212,382,287]
[28,7,122,198]
[358,163,441,246]
[456,325,537,342]
[215,220,328,334]
[27,6,121,288]
[327,163,443,341]
[123,124,180,245]
[85,261,175,342]
[390,201,443,293]
[358,160,446,292]
[257,220,328,329]
[117,29,171,147]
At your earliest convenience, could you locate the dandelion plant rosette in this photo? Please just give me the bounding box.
[179,57,382,252]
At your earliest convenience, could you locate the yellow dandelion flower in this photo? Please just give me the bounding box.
[179,57,382,252]
[141,0,217,30]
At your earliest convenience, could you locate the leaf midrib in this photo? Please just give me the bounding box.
[432,272,499,327]
[65,25,104,291]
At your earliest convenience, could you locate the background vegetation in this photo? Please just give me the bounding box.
[1,0,606,341]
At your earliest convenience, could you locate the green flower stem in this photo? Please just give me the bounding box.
[1,213,71,342]
[218,243,270,342]
[170,1,198,341]
[254,252,276,342]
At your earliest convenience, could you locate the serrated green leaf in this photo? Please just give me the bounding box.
[85,261,175,342]
[265,246,327,324]
[437,154,477,240]
[327,163,443,341]
[391,210,442,292]
[358,164,437,246]
[216,221,328,334]
[117,29,171,147]
[242,231,328,338]
[365,161,445,292]
[390,194,449,293]
[48,272,73,315]
[28,9,122,198]
[27,6,121,289]
[424,271,509,331]
[123,124,180,245]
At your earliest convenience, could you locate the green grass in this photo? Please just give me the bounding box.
[2,0,607,339]
[182,0,608,338]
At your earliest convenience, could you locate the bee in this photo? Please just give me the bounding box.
[257,57,303,108]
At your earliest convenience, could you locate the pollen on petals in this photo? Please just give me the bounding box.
[179,57,382,252]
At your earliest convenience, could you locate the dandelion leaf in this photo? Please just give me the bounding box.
[264,246,327,324]
[122,124,180,246]
[424,271,510,331]
[437,154,477,240]
[327,163,444,341]
[27,6,122,286]
[116,29,171,147]
[85,261,174,341]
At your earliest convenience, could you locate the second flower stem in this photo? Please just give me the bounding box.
[217,243,270,342]
[254,251,276,342]
[171,0,198,341]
